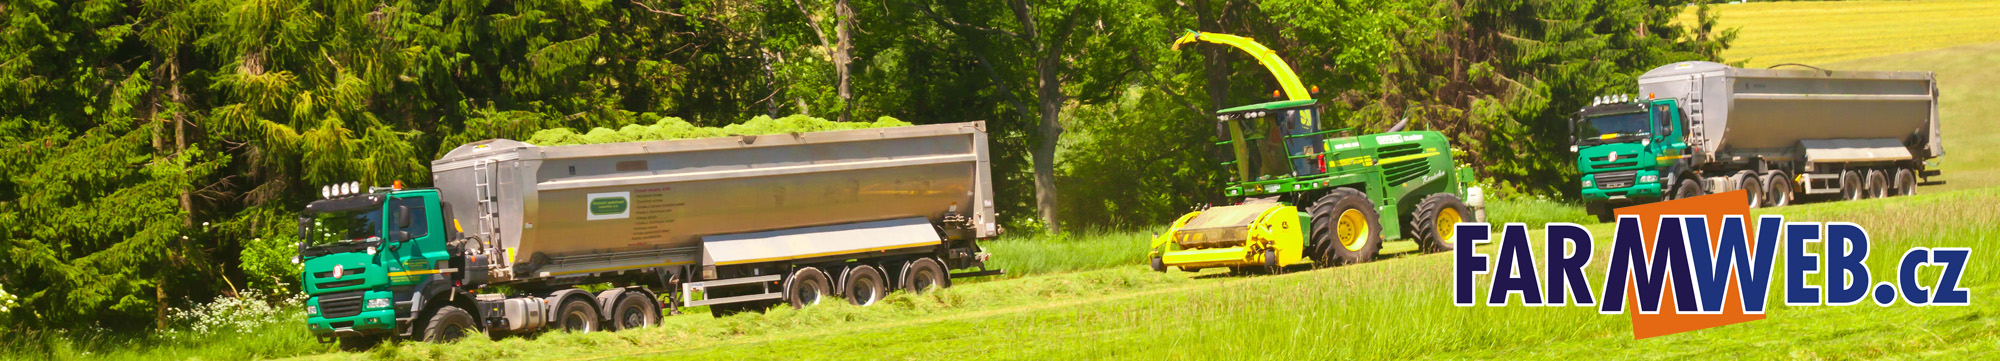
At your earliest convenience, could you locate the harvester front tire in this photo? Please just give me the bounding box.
[1763,171,1792,207]
[423,305,478,342]
[1310,188,1383,267]
[1412,193,1472,253]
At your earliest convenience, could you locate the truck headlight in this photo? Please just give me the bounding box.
[306,305,319,315]
[1639,174,1658,183]
[365,298,391,310]
[1582,179,1593,188]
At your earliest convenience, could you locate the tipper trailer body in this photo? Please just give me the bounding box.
[1575,61,1942,220]
[297,122,1000,348]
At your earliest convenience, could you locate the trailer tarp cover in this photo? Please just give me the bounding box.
[701,217,940,266]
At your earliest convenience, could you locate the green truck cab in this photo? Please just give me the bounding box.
[1572,96,1689,222]
[297,186,455,344]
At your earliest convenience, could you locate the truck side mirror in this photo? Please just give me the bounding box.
[392,230,412,242]
[297,217,311,239]
[396,205,412,229]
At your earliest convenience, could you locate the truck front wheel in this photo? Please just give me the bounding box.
[422,305,478,342]
[1309,188,1382,266]
[1412,193,1471,253]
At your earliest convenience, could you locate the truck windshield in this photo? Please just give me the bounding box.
[303,209,382,247]
[1220,115,1294,182]
[1576,112,1651,145]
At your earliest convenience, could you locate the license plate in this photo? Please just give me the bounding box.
[1602,182,1630,189]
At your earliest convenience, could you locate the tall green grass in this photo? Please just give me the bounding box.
[979,229,1155,278]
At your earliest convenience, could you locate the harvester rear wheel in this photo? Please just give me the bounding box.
[1866,170,1890,199]
[1763,171,1792,207]
[1894,168,1917,196]
[1412,193,1471,253]
[1310,188,1382,267]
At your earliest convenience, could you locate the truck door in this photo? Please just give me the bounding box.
[1650,101,1688,163]
[385,192,449,287]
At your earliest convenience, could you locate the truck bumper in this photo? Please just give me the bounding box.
[1581,181,1663,202]
[307,309,396,341]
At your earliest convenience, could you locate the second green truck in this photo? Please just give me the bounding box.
[1574,61,1943,221]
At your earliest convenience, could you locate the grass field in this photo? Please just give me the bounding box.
[1692,0,2000,68]
[11,2,2000,360]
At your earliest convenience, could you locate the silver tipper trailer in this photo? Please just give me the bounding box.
[429,121,1001,326]
[1637,61,1941,204]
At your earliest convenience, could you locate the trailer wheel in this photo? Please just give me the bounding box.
[902,258,949,293]
[1840,171,1863,201]
[1149,256,1166,273]
[556,297,599,333]
[423,305,478,342]
[1733,171,1763,209]
[1262,249,1283,274]
[336,336,382,352]
[842,265,887,306]
[1762,171,1792,207]
[1673,178,1703,200]
[1866,170,1890,199]
[784,267,831,308]
[608,293,659,331]
[1309,188,1382,266]
[1894,168,1918,197]
[1411,193,1471,253]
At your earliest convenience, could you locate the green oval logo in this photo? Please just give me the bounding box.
[590,197,628,215]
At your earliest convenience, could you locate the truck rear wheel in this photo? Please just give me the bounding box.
[1840,171,1863,201]
[608,293,659,331]
[1412,193,1471,253]
[1866,170,1890,199]
[842,265,887,306]
[1733,171,1763,208]
[423,305,478,342]
[784,267,831,308]
[556,297,599,333]
[902,258,949,293]
[1763,171,1792,207]
[1894,168,1917,196]
[1310,188,1382,266]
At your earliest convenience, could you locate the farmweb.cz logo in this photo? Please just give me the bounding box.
[1449,191,1973,339]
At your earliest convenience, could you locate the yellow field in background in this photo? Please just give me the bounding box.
[1689,0,2000,67]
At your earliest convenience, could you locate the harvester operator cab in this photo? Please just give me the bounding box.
[1214,99,1340,184]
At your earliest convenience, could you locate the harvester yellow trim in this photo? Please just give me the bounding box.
[1152,204,1306,271]
[1171,31,1311,101]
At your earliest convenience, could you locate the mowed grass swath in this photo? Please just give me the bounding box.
[1687,0,2000,68]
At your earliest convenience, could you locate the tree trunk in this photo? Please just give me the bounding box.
[833,0,855,122]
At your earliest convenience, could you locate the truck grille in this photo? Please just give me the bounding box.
[316,290,366,319]
[318,279,364,289]
[1587,155,1639,170]
[1594,170,1638,190]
